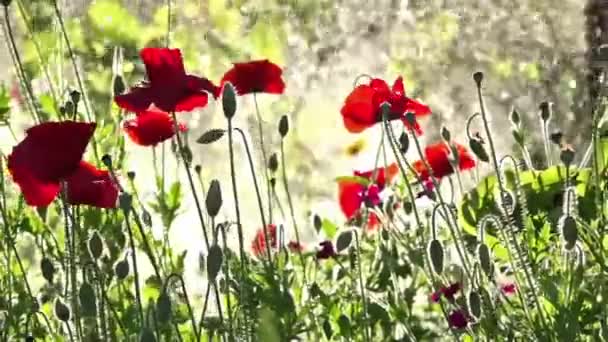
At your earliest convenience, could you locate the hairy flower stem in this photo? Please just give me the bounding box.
[474,77,549,332]
[197,284,212,339]
[2,5,41,123]
[354,231,371,342]
[253,94,273,222]
[226,119,248,264]
[280,139,307,283]
[171,113,211,248]
[51,0,101,162]
[218,224,235,342]
[60,196,83,340]
[123,211,146,327]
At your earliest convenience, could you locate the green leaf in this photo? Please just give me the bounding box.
[334,175,371,187]
[256,307,281,342]
[321,218,338,239]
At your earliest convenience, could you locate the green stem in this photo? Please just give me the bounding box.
[123,209,145,326]
[226,119,248,263]
[253,94,273,223]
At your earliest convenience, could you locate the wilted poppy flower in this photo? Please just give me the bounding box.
[218,60,285,97]
[115,48,218,113]
[448,309,470,329]
[338,163,399,229]
[251,224,278,257]
[413,142,475,181]
[430,282,462,303]
[316,240,336,260]
[8,121,96,206]
[65,161,119,208]
[123,109,186,146]
[340,76,431,134]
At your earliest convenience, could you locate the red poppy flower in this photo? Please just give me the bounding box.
[114,48,218,113]
[340,76,431,134]
[7,121,96,207]
[251,224,278,257]
[413,142,476,181]
[123,109,186,146]
[316,240,336,260]
[218,60,285,97]
[65,161,119,208]
[338,163,399,226]
[448,309,470,329]
[501,283,516,296]
[430,282,462,303]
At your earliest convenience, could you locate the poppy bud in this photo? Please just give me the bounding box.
[54,298,71,322]
[404,112,417,127]
[467,290,482,320]
[156,292,172,323]
[399,131,409,153]
[473,71,484,87]
[560,215,578,250]
[477,243,493,276]
[269,177,276,188]
[70,90,81,106]
[539,101,551,122]
[510,109,520,127]
[181,145,193,165]
[194,164,202,174]
[207,244,223,281]
[114,258,130,280]
[112,75,126,96]
[101,154,112,168]
[1,0,12,7]
[40,257,55,283]
[440,126,451,142]
[278,115,289,137]
[313,214,322,232]
[79,282,97,317]
[560,145,575,166]
[119,192,133,211]
[469,138,489,162]
[268,153,279,172]
[205,179,222,217]
[141,209,152,227]
[428,239,444,275]
[59,105,66,117]
[127,171,136,180]
[222,82,237,119]
[88,231,104,260]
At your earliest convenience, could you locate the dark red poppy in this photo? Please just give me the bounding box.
[218,60,285,97]
[448,309,470,329]
[251,224,278,257]
[413,142,476,181]
[501,283,516,296]
[123,109,186,146]
[8,121,96,207]
[316,240,336,260]
[287,241,304,253]
[65,161,119,208]
[340,76,431,134]
[430,282,462,303]
[115,48,218,113]
[338,163,399,229]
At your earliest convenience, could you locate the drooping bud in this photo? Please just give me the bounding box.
[477,243,493,276]
[469,138,489,162]
[467,290,482,320]
[560,215,578,250]
[156,292,172,323]
[101,154,112,169]
[114,258,130,280]
[399,131,409,154]
[69,90,81,106]
[473,71,484,87]
[510,109,521,127]
[112,75,126,96]
[119,192,133,212]
[205,180,222,217]
[440,126,451,142]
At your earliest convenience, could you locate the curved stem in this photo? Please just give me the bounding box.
[163,273,200,341]
[226,119,247,264]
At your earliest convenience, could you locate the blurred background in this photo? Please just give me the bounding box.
[0,0,597,261]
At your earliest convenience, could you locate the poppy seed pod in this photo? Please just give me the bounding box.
[473,71,484,87]
[399,131,409,153]
[469,137,489,162]
[550,131,564,145]
[40,257,55,283]
[114,258,130,280]
[440,126,451,142]
[278,115,289,137]
[101,154,112,168]
[119,192,133,211]
[127,171,136,180]
[156,292,172,323]
[70,90,81,106]
[428,239,444,275]
[560,215,578,250]
[560,146,575,166]
[268,153,279,172]
[222,82,237,119]
[54,298,71,322]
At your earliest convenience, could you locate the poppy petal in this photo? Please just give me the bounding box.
[123,110,180,146]
[8,121,96,183]
[8,164,60,206]
[140,48,186,87]
[66,161,119,208]
[173,91,209,113]
[405,98,432,117]
[114,87,154,113]
[185,75,220,98]
[392,76,405,96]
[221,60,285,95]
[338,180,364,219]
[340,85,377,133]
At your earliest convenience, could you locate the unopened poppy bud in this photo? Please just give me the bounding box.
[40,257,55,283]
[269,177,276,188]
[539,101,551,122]
[473,71,484,87]
[313,214,322,232]
[70,90,81,105]
[268,153,279,172]
[119,192,133,211]
[1,0,12,7]
[127,171,136,180]
[278,115,289,137]
[510,109,520,126]
[404,112,417,126]
[114,258,130,280]
[222,82,237,119]
[88,231,104,260]
[467,291,482,319]
[112,75,126,96]
[477,243,493,276]
[194,164,202,174]
[79,282,97,317]
[156,292,172,323]
[59,106,66,116]
[54,298,71,322]
[205,179,222,217]
[560,215,578,250]
[550,131,563,145]
[440,126,451,142]
[181,145,193,164]
[469,138,489,162]
[428,239,444,275]
[399,131,409,153]
[560,145,575,166]
[101,154,112,168]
